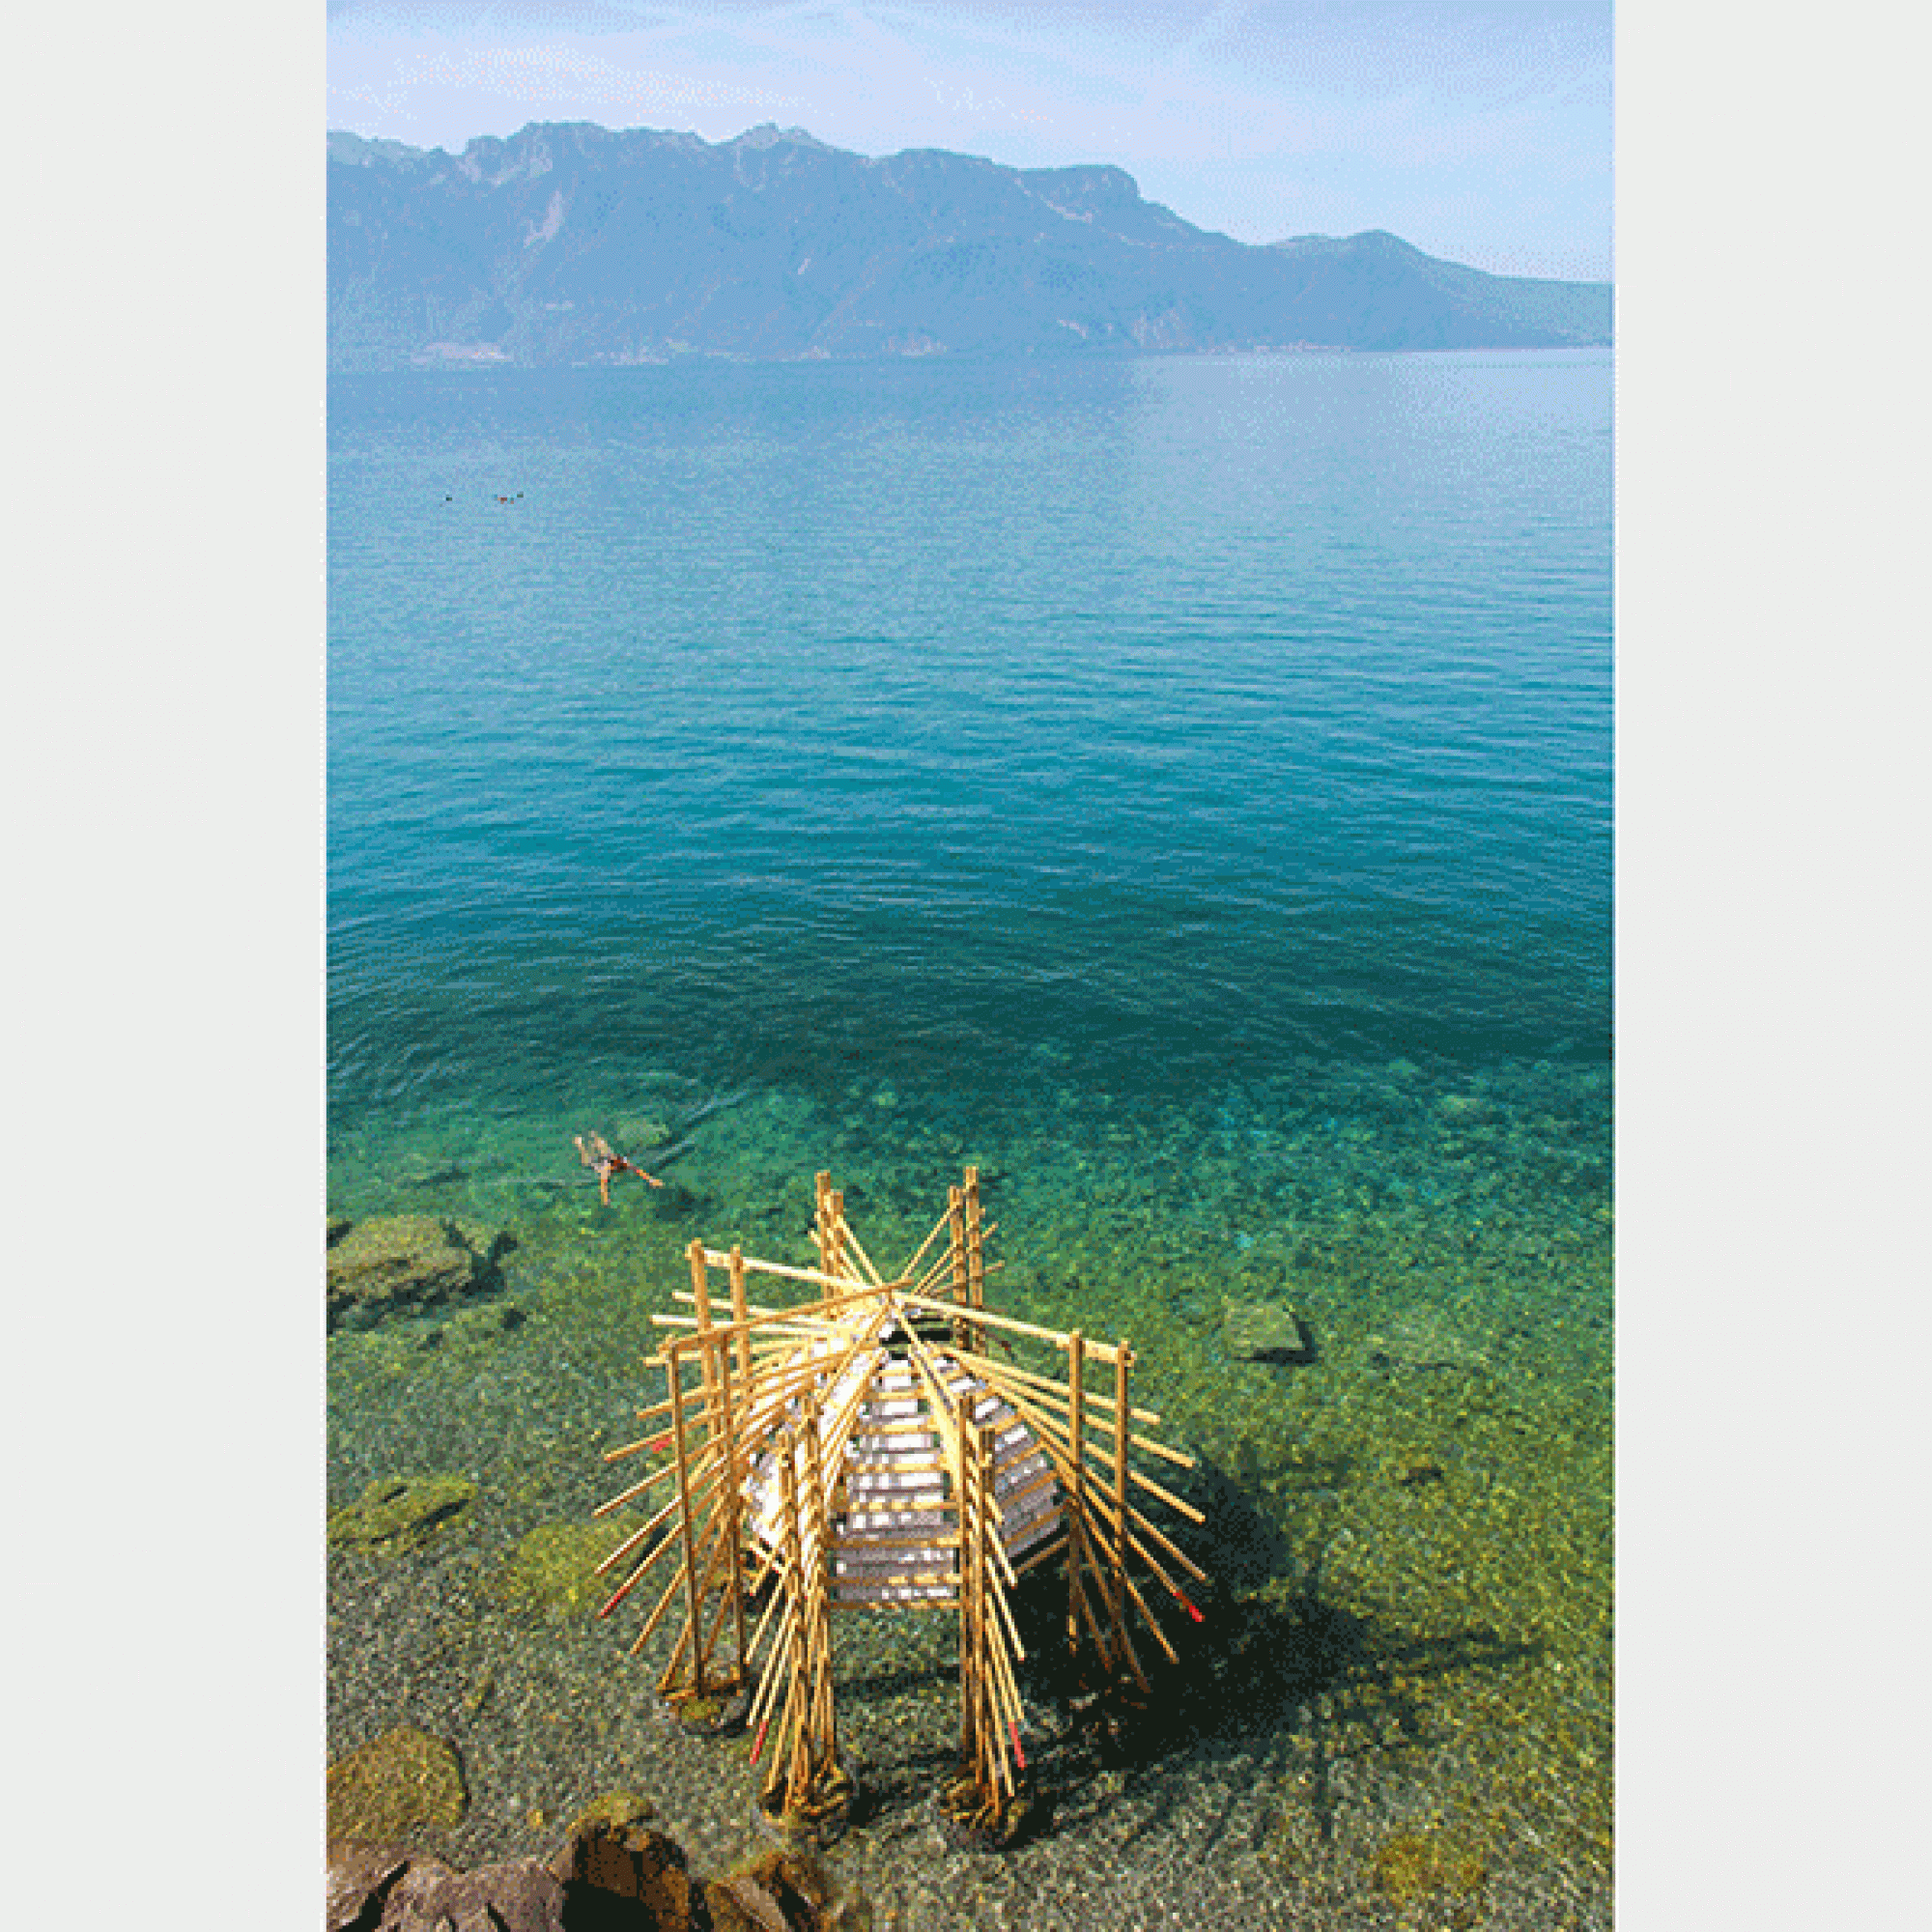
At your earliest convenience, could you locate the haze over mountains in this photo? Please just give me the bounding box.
[328,121,1611,370]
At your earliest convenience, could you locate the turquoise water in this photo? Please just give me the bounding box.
[329,351,1608,1117]
[327,350,1612,1925]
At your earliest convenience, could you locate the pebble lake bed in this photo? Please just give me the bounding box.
[327,1051,1609,1930]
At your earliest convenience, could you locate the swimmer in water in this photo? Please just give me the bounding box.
[574,1131,667,1206]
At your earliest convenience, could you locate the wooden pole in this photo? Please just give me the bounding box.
[829,1188,850,1282]
[1065,1330,1085,1666]
[803,1391,838,1784]
[893,1198,960,1295]
[595,1435,718,1512]
[776,1429,806,1808]
[968,1354,1185,1455]
[946,1183,970,1351]
[836,1206,888,1287]
[896,1293,1118,1361]
[663,1335,708,1700]
[956,1397,976,1770]
[697,1247,748,1686]
[686,1243,727,1688]
[728,1246,753,1384]
[975,1420,1013,1799]
[963,1167,986,1355]
[594,1471,718,1591]
[1108,1340,1151,1692]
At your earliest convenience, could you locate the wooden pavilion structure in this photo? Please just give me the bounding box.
[593,1169,1208,1842]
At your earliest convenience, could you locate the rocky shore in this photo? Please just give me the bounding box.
[327,1782,868,1932]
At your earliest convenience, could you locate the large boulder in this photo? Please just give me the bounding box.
[326,1216,516,1332]
[704,1849,838,1932]
[326,1843,412,1932]
[379,1856,568,1932]
[322,1786,863,1931]
[546,1792,696,1930]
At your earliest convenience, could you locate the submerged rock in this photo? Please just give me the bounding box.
[328,1474,477,1554]
[445,1301,528,1342]
[326,1214,516,1332]
[489,1520,639,1617]
[327,1725,468,1843]
[1222,1300,1317,1366]
[1366,1307,1491,1373]
[1370,1827,1488,1904]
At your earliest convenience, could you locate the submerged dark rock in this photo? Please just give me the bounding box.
[1222,1299,1318,1366]
[328,1474,478,1555]
[326,1214,516,1331]
[327,1725,469,1844]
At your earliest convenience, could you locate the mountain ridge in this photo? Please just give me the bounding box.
[327,121,1611,369]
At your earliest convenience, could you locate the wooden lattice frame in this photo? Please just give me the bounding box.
[594,1168,1208,1824]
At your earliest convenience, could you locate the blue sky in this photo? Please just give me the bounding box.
[327,2,1612,283]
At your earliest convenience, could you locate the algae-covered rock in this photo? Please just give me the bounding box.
[446,1301,528,1342]
[1371,1828,1487,1904]
[489,1519,639,1617]
[1367,1307,1491,1373]
[327,1214,517,1332]
[1222,1300,1317,1366]
[1391,1452,1448,1489]
[565,1790,659,1833]
[547,1792,694,1928]
[329,1474,477,1554]
[327,1725,468,1842]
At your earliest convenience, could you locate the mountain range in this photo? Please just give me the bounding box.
[328,121,1611,370]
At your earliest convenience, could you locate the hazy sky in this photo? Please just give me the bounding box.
[327,2,1611,282]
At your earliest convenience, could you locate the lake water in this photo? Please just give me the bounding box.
[327,350,1612,1928]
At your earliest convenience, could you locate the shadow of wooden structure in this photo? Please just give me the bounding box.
[594,1169,1208,1846]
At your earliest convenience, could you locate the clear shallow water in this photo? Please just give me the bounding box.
[327,351,1612,1927]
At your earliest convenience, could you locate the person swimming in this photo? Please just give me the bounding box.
[574,1131,666,1206]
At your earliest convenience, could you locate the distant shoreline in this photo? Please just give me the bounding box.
[331,121,1610,373]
